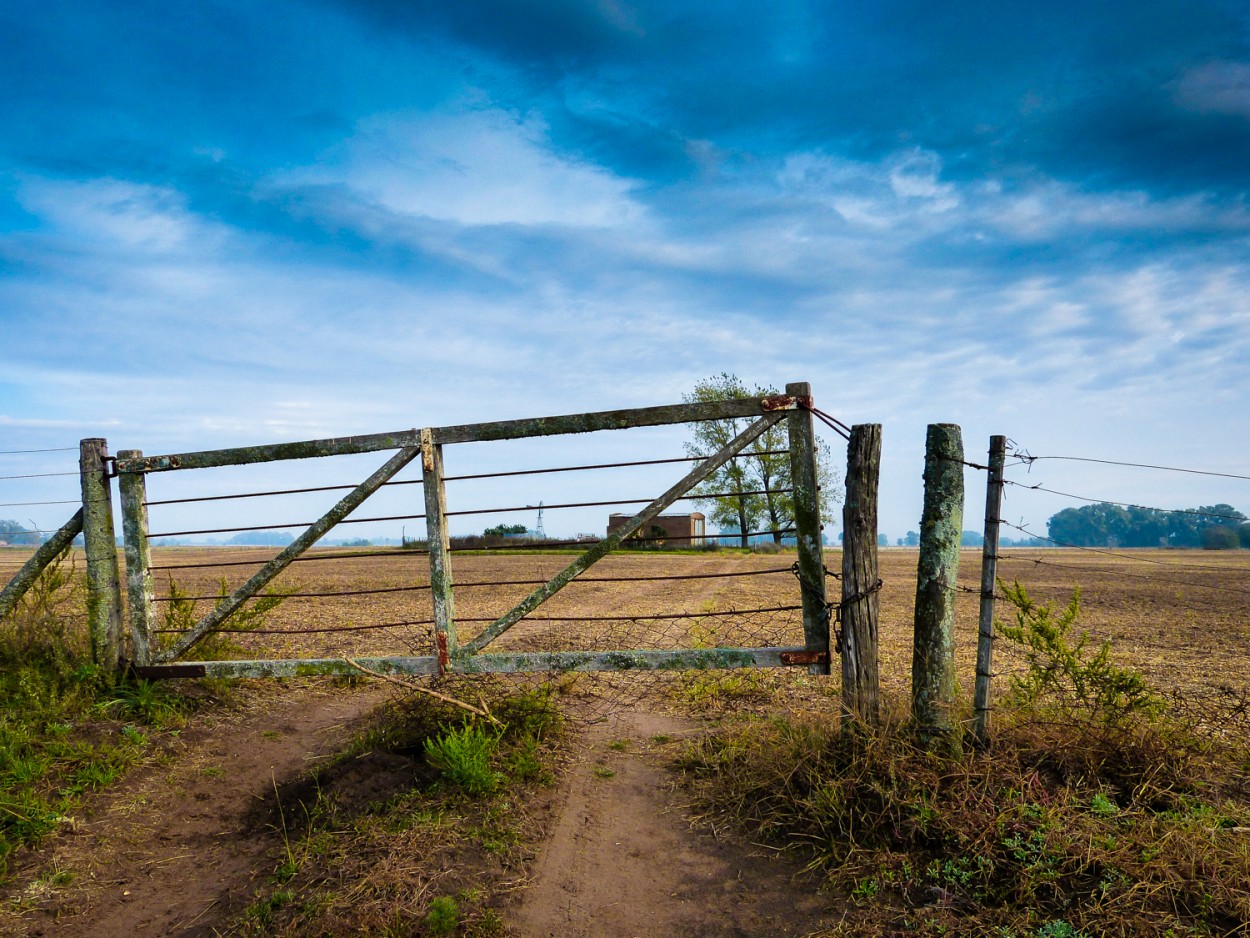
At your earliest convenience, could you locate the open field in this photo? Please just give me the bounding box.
[7,544,1244,699]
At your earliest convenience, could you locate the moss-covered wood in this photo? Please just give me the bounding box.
[113,399,778,475]
[117,450,156,666]
[785,381,830,676]
[137,644,813,680]
[80,438,123,673]
[911,423,964,755]
[421,430,456,659]
[973,434,1006,746]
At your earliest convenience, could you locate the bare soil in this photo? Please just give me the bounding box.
[3,683,393,937]
[513,709,832,938]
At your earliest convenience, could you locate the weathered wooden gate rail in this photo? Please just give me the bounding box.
[25,382,832,680]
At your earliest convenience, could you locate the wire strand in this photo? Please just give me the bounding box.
[1001,480,1249,522]
[1018,454,1250,482]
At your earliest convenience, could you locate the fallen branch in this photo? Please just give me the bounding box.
[341,658,499,723]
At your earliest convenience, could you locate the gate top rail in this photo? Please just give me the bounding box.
[113,397,798,474]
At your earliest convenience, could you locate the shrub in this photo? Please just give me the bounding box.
[423,723,503,796]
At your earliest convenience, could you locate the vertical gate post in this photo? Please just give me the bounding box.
[421,429,457,665]
[972,435,1006,747]
[911,423,964,755]
[842,424,882,729]
[117,452,156,667]
[785,382,830,676]
[79,438,124,675]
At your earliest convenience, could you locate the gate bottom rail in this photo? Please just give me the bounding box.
[130,646,829,680]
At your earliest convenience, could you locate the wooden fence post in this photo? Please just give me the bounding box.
[972,435,1006,747]
[79,438,124,675]
[842,424,882,729]
[422,429,457,665]
[117,452,156,667]
[912,424,964,755]
[786,382,830,676]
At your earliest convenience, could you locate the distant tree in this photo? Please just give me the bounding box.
[1241,522,1250,549]
[228,531,295,546]
[902,530,920,547]
[684,374,839,547]
[0,519,40,545]
[877,533,889,547]
[961,530,984,547]
[1201,525,1240,550]
[1046,502,1247,548]
[484,523,528,537]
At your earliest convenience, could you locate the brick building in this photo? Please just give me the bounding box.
[606,512,706,546]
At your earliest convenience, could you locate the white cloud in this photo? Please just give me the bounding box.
[283,107,646,229]
[1174,60,1250,119]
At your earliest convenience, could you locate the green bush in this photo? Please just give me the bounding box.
[423,723,503,796]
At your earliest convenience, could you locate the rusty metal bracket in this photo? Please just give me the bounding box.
[779,650,829,666]
[435,631,450,676]
[761,394,812,412]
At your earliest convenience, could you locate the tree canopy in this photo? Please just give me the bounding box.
[0,519,40,545]
[1046,502,1247,548]
[684,374,839,547]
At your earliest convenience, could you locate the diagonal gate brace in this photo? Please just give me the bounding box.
[156,443,422,662]
[458,409,790,656]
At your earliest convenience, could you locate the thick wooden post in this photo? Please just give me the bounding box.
[117,452,156,667]
[911,424,964,755]
[842,424,882,729]
[79,438,124,675]
[972,435,1006,747]
[422,429,457,664]
[786,382,830,676]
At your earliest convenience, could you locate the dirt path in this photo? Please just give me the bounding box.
[513,709,833,938]
[5,683,393,937]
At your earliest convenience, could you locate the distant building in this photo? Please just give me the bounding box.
[607,512,706,546]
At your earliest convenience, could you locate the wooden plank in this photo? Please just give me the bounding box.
[113,397,797,474]
[118,450,156,666]
[113,430,421,473]
[167,646,813,679]
[457,410,788,656]
[0,509,83,620]
[154,445,422,662]
[430,398,780,445]
[422,430,457,661]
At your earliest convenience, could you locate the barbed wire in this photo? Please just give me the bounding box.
[144,488,794,541]
[1009,450,1250,482]
[151,564,799,602]
[0,471,79,480]
[142,451,794,507]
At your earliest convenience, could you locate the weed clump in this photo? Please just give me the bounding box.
[676,585,1250,936]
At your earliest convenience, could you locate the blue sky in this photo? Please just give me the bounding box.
[3,0,1249,543]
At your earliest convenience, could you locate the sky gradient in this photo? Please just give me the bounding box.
[3,0,1249,542]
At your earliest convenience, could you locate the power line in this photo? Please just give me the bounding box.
[1014,454,1250,482]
